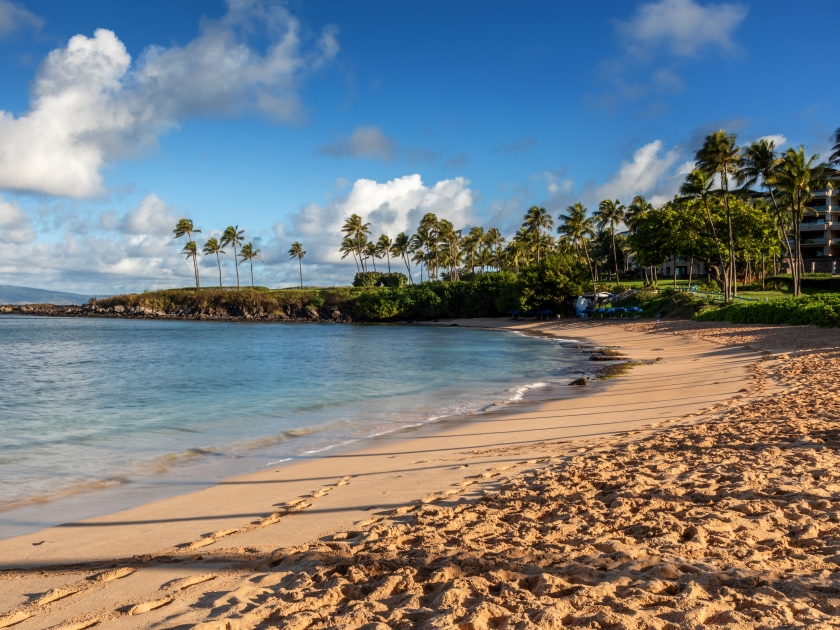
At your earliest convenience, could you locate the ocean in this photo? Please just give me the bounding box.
[0,316,585,536]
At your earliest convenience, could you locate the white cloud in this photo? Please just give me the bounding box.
[756,134,788,149]
[0,0,42,38]
[617,0,748,58]
[0,1,338,199]
[595,140,681,202]
[291,174,475,265]
[318,126,396,161]
[118,193,181,235]
[0,197,36,243]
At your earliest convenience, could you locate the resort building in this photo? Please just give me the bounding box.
[786,168,840,273]
[659,257,706,279]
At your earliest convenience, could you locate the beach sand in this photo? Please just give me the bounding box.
[0,319,836,629]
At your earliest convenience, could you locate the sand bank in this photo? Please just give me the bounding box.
[0,319,803,629]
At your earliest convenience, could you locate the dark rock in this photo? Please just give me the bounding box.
[568,378,588,386]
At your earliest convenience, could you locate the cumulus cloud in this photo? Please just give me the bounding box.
[0,197,36,243]
[0,0,42,37]
[491,137,536,155]
[595,140,681,202]
[0,0,338,199]
[318,126,396,161]
[116,193,181,235]
[757,134,788,149]
[291,174,475,264]
[617,0,748,58]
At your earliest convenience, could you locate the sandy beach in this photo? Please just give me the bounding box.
[1,318,836,629]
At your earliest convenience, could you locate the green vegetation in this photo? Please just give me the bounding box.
[694,294,840,327]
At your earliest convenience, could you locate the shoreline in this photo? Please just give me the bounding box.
[0,323,598,540]
[0,319,765,628]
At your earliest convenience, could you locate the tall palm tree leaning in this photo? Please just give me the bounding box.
[341,214,371,272]
[173,219,201,288]
[202,237,226,287]
[376,234,393,273]
[221,225,245,289]
[594,199,625,282]
[522,206,553,263]
[180,241,199,286]
[288,242,306,289]
[773,146,831,295]
[390,232,413,283]
[558,203,597,294]
[738,139,795,267]
[695,130,741,301]
[679,170,727,291]
[238,243,263,287]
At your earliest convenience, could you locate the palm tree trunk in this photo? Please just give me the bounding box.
[673,255,678,288]
[688,257,694,288]
[611,227,620,283]
[722,171,735,300]
[298,258,303,289]
[768,187,795,266]
[582,239,597,294]
[216,252,222,287]
[386,251,391,273]
[233,244,240,289]
[250,259,254,287]
[794,203,802,296]
[702,199,729,297]
[403,255,413,283]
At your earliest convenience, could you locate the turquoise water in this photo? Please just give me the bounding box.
[0,316,582,519]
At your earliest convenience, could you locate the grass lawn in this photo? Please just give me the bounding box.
[620,278,835,302]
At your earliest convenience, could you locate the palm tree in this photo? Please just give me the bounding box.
[375,234,393,273]
[773,146,831,295]
[238,243,263,287]
[437,219,461,280]
[680,169,727,291]
[390,232,413,283]
[173,218,201,288]
[558,203,596,293]
[340,236,360,272]
[624,196,652,234]
[595,199,625,281]
[221,225,245,289]
[202,237,226,287]
[829,127,840,166]
[288,241,306,289]
[180,240,199,286]
[522,206,554,263]
[341,214,371,271]
[411,225,435,280]
[364,241,378,272]
[419,213,440,279]
[738,138,796,272]
[462,227,484,273]
[695,130,741,300]
[484,228,505,270]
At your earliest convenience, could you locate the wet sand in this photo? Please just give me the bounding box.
[0,319,792,629]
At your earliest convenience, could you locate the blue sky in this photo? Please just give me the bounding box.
[0,0,836,292]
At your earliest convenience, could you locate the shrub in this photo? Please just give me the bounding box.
[694,294,840,327]
[353,272,383,287]
[519,252,589,313]
[766,273,840,292]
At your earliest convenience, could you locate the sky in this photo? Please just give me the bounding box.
[0,0,837,293]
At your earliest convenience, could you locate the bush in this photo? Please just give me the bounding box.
[766,274,840,292]
[353,272,408,288]
[694,294,840,327]
[519,252,589,313]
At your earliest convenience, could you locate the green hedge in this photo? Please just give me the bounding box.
[353,272,408,288]
[693,294,840,327]
[766,274,840,292]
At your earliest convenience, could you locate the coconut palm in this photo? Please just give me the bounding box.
[180,240,199,286]
[695,130,741,300]
[829,127,840,166]
[202,237,226,287]
[364,241,378,272]
[462,227,484,273]
[738,138,795,268]
[437,219,461,280]
[341,214,371,271]
[411,225,435,280]
[522,206,554,263]
[375,234,393,273]
[288,241,306,289]
[680,169,727,290]
[558,203,596,293]
[221,225,245,289]
[418,213,441,279]
[238,243,263,287]
[173,218,201,288]
[773,146,831,295]
[340,236,360,272]
[390,232,413,283]
[484,228,505,270]
[595,199,625,281]
[624,196,653,234]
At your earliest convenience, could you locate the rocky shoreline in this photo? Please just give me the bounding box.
[0,303,354,323]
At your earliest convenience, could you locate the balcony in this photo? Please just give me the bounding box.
[802,238,828,246]
[800,222,828,231]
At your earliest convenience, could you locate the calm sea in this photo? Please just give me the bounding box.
[0,316,584,535]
